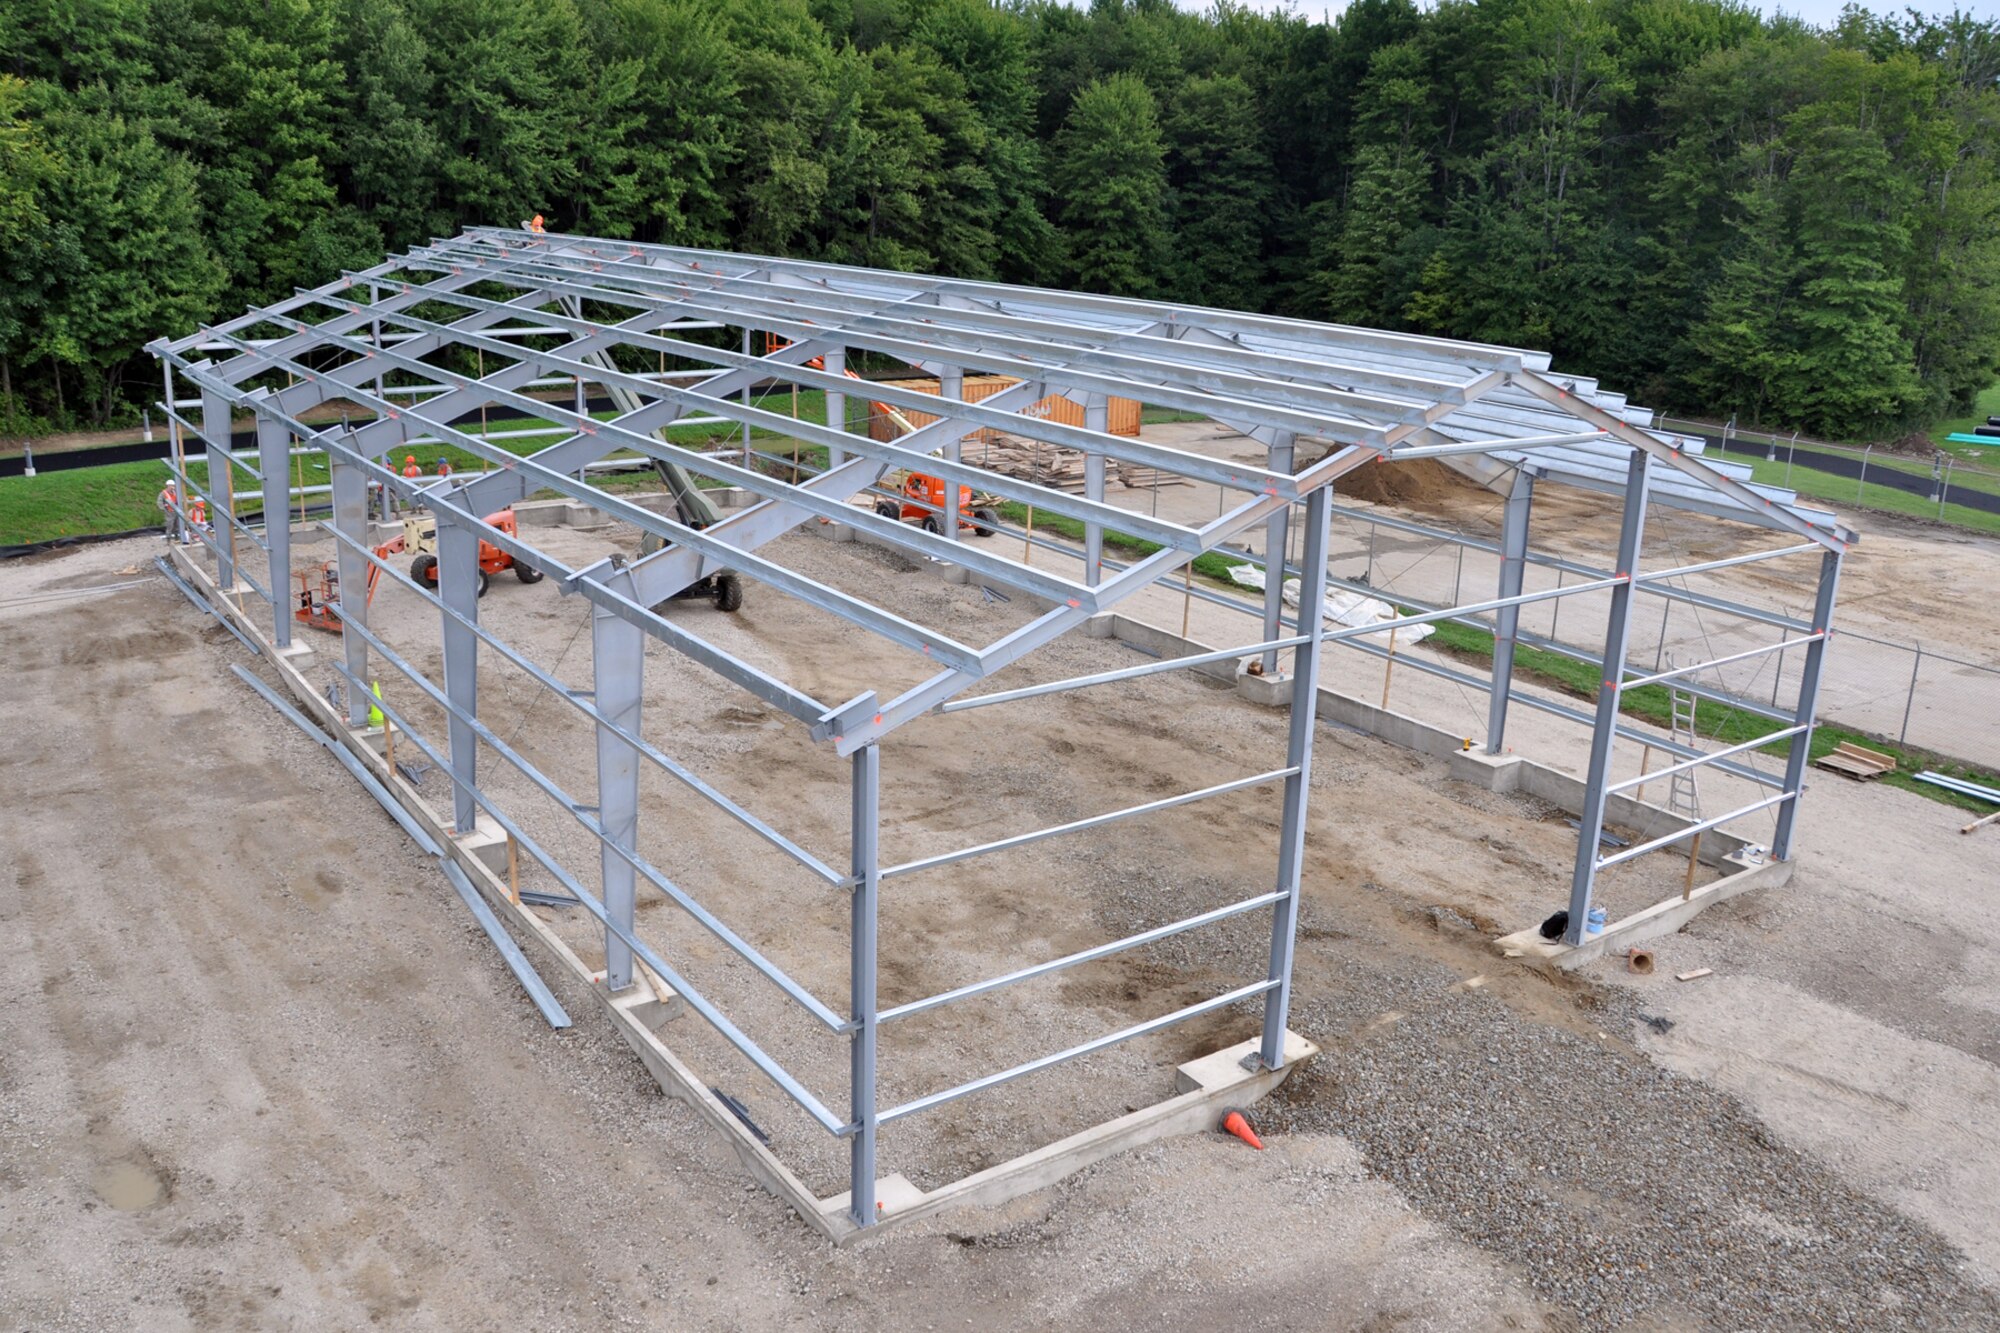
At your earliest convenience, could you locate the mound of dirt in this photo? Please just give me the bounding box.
[1332,456,1480,508]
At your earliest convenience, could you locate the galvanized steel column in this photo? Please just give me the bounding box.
[825,348,846,470]
[1771,548,1841,860]
[199,383,237,591]
[1261,434,1295,673]
[848,742,881,1226]
[741,327,754,467]
[327,453,373,728]
[1260,484,1331,1070]
[1563,450,1653,945]
[1084,398,1107,586]
[1485,468,1536,753]
[437,512,481,833]
[940,366,963,545]
[593,583,645,991]
[256,416,294,650]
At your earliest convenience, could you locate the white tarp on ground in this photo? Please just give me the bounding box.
[1225,563,1435,644]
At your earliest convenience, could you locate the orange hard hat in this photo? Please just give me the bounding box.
[405,455,416,464]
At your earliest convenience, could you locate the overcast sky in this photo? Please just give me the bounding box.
[1169,0,1978,29]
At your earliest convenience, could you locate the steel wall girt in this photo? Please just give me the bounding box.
[367,287,1291,499]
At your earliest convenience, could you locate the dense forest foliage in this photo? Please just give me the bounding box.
[1,0,1996,441]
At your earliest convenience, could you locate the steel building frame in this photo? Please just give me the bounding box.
[150,228,1852,1233]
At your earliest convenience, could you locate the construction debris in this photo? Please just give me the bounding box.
[1676,968,1715,982]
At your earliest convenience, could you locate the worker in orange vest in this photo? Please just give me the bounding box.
[157,479,180,541]
[435,457,452,477]
[402,454,422,479]
[186,496,207,542]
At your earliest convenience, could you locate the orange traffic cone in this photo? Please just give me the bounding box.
[1220,1110,1264,1150]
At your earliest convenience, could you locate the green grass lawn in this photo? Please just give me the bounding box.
[0,389,835,545]
[0,458,217,543]
[1734,452,2000,535]
[1928,381,2000,459]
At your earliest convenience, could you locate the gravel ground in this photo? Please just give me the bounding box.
[1265,958,2000,1329]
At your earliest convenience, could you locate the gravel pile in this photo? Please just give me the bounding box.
[1265,968,2000,1329]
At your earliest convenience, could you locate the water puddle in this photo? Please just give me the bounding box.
[93,1159,166,1211]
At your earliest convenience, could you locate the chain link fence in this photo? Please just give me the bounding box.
[1651,414,2000,531]
[1337,510,2000,776]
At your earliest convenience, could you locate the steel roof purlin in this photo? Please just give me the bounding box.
[151,226,1851,748]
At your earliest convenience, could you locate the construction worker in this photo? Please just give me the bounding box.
[186,496,207,542]
[399,453,423,514]
[525,214,547,235]
[157,479,181,541]
[435,456,452,478]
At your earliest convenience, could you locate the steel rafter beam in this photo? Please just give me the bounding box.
[246,312,1105,611]
[367,285,1291,499]
[1510,372,1854,551]
[184,332,994,671]
[408,239,1400,447]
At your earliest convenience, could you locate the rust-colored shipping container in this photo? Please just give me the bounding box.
[863,375,1141,443]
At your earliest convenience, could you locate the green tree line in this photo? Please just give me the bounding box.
[1,0,1995,440]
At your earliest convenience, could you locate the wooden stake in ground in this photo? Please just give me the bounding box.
[1683,831,1703,900]
[1023,504,1035,568]
[1380,623,1400,710]
[1634,745,1655,804]
[383,718,396,783]
[1181,561,1194,640]
[507,834,521,905]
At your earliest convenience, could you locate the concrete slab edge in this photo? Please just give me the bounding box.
[818,1031,1314,1243]
[1494,853,1793,970]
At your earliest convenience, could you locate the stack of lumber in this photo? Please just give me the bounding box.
[968,434,1089,491]
[1115,460,1192,490]
[1815,741,1895,780]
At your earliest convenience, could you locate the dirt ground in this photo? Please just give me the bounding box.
[3,470,1998,1329]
